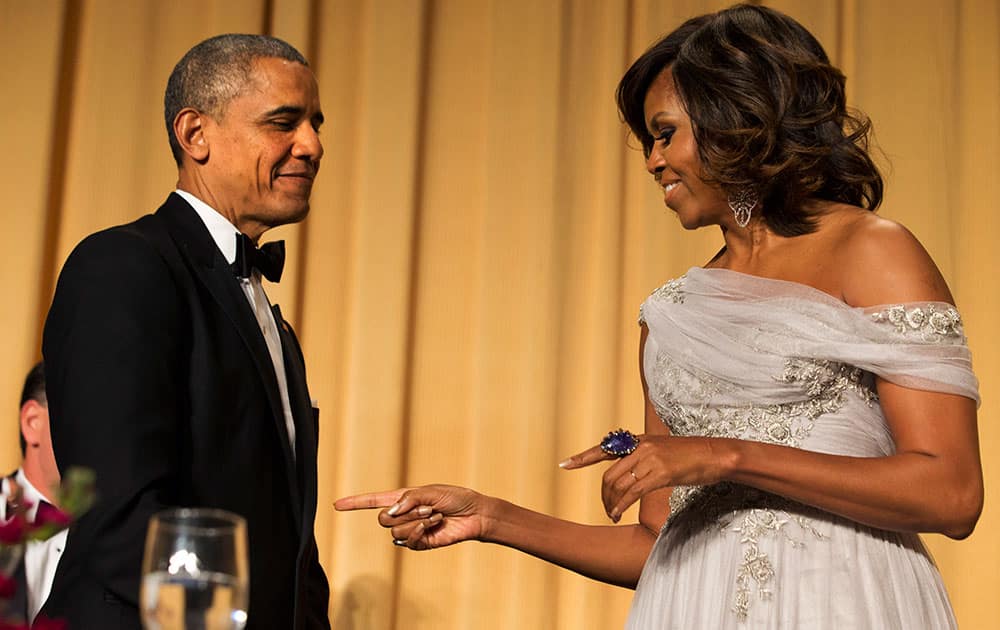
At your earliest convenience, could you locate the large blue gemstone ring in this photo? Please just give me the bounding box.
[599,428,639,458]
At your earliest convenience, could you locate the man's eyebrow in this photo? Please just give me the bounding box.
[262,105,305,118]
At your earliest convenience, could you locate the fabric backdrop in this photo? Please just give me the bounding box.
[1,1,996,628]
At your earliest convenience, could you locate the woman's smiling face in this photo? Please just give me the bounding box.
[643,68,731,230]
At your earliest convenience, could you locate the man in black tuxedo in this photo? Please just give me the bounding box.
[41,34,330,629]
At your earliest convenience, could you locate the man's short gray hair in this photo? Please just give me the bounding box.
[164,34,308,165]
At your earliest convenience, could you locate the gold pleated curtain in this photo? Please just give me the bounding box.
[1,1,997,628]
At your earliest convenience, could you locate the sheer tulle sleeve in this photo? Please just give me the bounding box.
[639,267,979,408]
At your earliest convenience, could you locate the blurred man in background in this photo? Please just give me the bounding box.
[0,361,65,624]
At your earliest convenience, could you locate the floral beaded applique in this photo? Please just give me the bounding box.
[639,276,686,324]
[665,484,829,622]
[651,357,876,449]
[652,276,686,304]
[730,503,827,621]
[655,357,875,622]
[870,304,964,341]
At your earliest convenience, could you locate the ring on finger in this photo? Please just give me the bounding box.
[629,470,638,482]
[393,538,407,547]
[599,428,640,457]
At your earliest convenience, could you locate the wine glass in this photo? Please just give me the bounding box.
[140,508,249,630]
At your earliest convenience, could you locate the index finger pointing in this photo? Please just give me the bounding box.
[334,489,410,511]
[558,445,614,470]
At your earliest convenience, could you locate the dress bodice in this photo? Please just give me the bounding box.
[628,268,978,626]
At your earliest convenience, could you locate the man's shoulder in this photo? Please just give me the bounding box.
[67,194,197,265]
[51,196,204,301]
[46,197,195,332]
[81,194,186,245]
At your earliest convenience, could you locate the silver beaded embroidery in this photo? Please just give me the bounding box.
[665,483,829,621]
[654,357,876,445]
[654,357,875,621]
[639,276,686,324]
[730,505,826,620]
[653,276,687,304]
[870,304,964,341]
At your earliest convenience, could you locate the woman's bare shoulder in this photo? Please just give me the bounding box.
[834,211,954,308]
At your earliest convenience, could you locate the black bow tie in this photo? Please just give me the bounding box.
[232,233,285,282]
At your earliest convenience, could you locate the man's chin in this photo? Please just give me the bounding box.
[275,202,311,226]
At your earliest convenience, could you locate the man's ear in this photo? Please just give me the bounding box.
[19,400,46,448]
[174,107,210,162]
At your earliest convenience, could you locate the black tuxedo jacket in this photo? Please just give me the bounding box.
[41,193,330,629]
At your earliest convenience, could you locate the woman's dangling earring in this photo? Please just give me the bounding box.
[727,188,758,228]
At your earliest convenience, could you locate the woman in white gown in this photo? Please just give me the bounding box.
[336,5,982,628]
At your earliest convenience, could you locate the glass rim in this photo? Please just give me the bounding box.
[150,507,246,535]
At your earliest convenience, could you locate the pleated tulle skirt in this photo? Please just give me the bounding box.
[625,506,956,629]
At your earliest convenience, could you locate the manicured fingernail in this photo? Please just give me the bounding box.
[428,513,443,524]
[558,458,572,468]
[416,505,432,517]
[387,503,401,516]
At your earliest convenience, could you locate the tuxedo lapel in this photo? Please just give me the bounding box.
[154,194,300,499]
[273,304,313,530]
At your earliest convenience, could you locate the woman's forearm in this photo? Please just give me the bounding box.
[721,438,982,539]
[480,496,657,588]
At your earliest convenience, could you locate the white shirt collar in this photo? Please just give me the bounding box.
[15,469,54,523]
[174,189,241,264]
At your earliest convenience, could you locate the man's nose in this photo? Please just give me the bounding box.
[293,124,323,162]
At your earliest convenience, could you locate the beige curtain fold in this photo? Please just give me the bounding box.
[1,1,996,628]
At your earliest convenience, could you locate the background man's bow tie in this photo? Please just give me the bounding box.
[232,233,285,282]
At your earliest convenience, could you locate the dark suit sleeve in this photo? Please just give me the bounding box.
[43,226,185,621]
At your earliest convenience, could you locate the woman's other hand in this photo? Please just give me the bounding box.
[561,434,733,523]
[334,484,488,549]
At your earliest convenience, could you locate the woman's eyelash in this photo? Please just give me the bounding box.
[654,129,675,143]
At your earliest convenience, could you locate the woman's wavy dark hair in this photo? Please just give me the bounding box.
[616,4,883,235]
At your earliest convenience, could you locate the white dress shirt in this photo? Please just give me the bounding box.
[174,189,297,457]
[0,470,67,622]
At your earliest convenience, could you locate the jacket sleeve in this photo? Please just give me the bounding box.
[43,225,185,619]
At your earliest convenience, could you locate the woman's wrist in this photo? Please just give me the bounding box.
[712,437,744,483]
[476,494,507,543]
